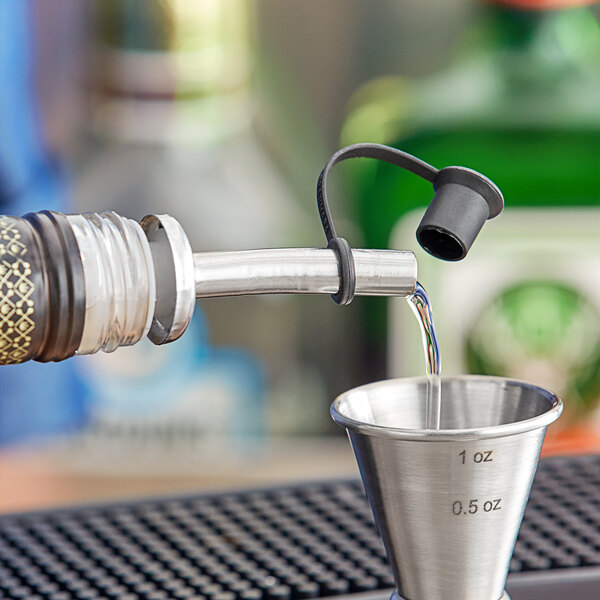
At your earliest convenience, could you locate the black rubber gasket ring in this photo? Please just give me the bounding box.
[327,237,355,306]
[316,143,437,305]
[24,211,85,362]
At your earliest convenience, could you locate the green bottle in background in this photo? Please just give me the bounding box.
[342,0,600,425]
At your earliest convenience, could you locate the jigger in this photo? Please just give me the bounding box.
[331,376,562,600]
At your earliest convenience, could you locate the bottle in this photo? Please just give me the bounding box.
[342,0,600,426]
[69,0,332,472]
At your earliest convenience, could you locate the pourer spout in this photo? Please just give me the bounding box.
[194,248,417,298]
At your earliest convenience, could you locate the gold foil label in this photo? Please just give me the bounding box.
[0,217,35,364]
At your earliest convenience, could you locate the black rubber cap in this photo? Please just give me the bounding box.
[417,166,503,261]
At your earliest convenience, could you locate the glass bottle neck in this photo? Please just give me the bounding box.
[93,0,254,144]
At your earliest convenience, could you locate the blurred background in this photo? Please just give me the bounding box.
[2,0,600,511]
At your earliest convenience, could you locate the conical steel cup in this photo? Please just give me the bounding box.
[331,376,562,600]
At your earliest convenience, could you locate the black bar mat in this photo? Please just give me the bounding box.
[0,454,598,600]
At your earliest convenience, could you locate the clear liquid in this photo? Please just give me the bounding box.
[408,282,442,430]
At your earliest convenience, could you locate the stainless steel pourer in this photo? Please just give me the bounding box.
[0,144,503,365]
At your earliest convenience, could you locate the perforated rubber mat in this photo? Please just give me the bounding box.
[0,455,598,600]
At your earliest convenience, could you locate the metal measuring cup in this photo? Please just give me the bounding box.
[331,376,563,600]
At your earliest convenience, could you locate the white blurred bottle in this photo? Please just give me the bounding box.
[69,0,330,473]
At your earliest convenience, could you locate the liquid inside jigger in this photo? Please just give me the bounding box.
[408,282,442,430]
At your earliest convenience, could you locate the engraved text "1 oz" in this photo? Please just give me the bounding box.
[459,449,493,464]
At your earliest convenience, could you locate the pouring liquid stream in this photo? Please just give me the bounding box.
[408,282,442,430]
